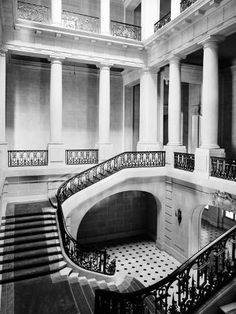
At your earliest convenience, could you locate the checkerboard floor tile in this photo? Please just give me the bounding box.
[200,220,225,248]
[105,240,180,287]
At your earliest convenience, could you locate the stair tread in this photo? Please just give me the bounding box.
[0,238,60,255]
[0,225,58,239]
[69,280,93,314]
[2,209,56,219]
[0,232,59,247]
[0,220,56,231]
[2,214,56,225]
[0,260,67,284]
[0,246,62,264]
[0,254,64,273]
[80,282,95,311]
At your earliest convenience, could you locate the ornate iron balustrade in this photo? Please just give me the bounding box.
[8,150,48,167]
[95,224,236,313]
[174,152,195,172]
[17,1,49,24]
[180,0,198,12]
[56,151,165,276]
[55,200,116,275]
[57,151,165,204]
[154,11,171,32]
[66,149,99,165]
[111,21,141,41]
[211,157,236,181]
[62,11,100,33]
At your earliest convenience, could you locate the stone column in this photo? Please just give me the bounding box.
[137,68,162,151]
[195,36,225,174]
[231,62,236,156]
[51,0,62,25]
[100,0,110,35]
[171,0,181,20]
[97,64,113,160]
[141,0,160,40]
[48,57,65,166]
[0,48,8,171]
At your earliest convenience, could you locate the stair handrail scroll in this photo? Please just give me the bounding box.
[94,224,236,313]
[56,151,166,276]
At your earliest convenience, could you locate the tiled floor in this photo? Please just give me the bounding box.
[200,220,225,248]
[105,239,180,287]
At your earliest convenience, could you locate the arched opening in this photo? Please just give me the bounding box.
[77,191,157,245]
[200,204,236,248]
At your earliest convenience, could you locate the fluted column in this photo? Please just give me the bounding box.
[141,0,160,40]
[100,0,110,35]
[51,0,62,25]
[48,56,65,166]
[201,38,220,149]
[0,48,8,171]
[97,64,113,160]
[171,0,181,20]
[137,68,162,151]
[168,56,182,146]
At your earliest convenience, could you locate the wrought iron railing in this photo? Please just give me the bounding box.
[55,199,116,275]
[17,1,49,23]
[62,10,100,33]
[57,151,165,204]
[180,0,198,12]
[154,11,171,32]
[211,157,236,181]
[174,152,195,172]
[66,149,99,165]
[111,20,141,41]
[95,224,236,313]
[56,151,165,275]
[8,150,48,167]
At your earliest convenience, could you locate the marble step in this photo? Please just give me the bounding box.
[78,277,95,312]
[0,220,57,232]
[2,209,56,219]
[0,232,59,247]
[0,253,64,273]
[0,260,67,284]
[2,214,56,225]
[0,246,62,264]
[0,225,58,240]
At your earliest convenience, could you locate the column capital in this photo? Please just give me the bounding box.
[48,55,65,64]
[97,62,113,70]
[168,54,183,64]
[0,47,8,57]
[139,67,158,76]
[201,35,225,48]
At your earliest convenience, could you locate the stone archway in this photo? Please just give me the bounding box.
[76,190,158,245]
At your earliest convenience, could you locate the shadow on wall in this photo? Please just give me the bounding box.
[76,191,158,245]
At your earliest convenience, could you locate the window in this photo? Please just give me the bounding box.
[225,210,236,220]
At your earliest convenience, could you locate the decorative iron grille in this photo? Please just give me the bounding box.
[154,11,171,32]
[62,10,100,33]
[95,224,236,313]
[174,152,195,172]
[211,157,236,181]
[8,150,48,167]
[180,0,198,12]
[66,149,98,165]
[111,21,141,41]
[17,1,49,23]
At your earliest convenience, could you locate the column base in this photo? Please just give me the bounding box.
[194,147,225,175]
[48,142,65,167]
[0,142,8,171]
[137,142,163,151]
[164,145,186,166]
[96,143,113,162]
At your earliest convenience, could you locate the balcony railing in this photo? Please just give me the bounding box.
[174,152,195,172]
[62,10,100,33]
[95,224,236,313]
[17,1,49,24]
[181,0,198,12]
[211,157,236,181]
[111,20,141,41]
[154,11,171,32]
[8,150,48,167]
[65,149,98,165]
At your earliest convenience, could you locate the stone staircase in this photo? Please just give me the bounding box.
[0,206,67,284]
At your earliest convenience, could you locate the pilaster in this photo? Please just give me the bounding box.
[51,0,62,25]
[100,0,110,35]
